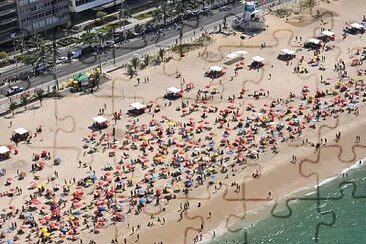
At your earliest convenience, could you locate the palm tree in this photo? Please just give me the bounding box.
[33,89,45,106]
[9,102,17,116]
[127,65,134,78]
[143,54,150,68]
[131,57,140,73]
[20,95,29,110]
[159,48,165,62]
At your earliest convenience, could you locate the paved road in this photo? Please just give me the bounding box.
[0,0,292,98]
[0,3,244,98]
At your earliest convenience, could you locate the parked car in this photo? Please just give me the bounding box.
[6,86,23,96]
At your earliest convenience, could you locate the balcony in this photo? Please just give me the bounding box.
[0,0,15,9]
[0,17,17,25]
[0,9,17,17]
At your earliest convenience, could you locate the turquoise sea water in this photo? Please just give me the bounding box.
[208,161,366,244]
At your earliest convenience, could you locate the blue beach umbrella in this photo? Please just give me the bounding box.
[61,227,68,232]
[139,198,146,203]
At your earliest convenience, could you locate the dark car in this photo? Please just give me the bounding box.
[6,86,23,96]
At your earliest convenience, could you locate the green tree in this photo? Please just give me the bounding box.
[9,102,17,116]
[0,51,9,60]
[21,55,39,75]
[158,48,165,62]
[96,11,108,23]
[33,89,45,106]
[20,95,29,110]
[80,32,98,46]
[131,57,140,72]
[300,0,316,15]
[143,54,150,67]
[127,65,134,78]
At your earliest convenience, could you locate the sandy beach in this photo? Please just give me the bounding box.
[1,0,366,243]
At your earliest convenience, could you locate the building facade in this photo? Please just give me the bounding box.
[0,0,19,44]
[17,0,70,34]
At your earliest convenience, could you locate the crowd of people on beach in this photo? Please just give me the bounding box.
[1,11,366,244]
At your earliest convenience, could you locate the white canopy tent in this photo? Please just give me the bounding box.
[93,116,107,124]
[252,56,265,62]
[225,50,248,59]
[209,65,223,72]
[166,87,181,94]
[350,23,364,29]
[320,30,335,37]
[307,38,321,44]
[129,102,146,110]
[235,50,248,55]
[281,49,296,55]
[225,53,239,59]
[0,146,10,154]
[14,127,28,135]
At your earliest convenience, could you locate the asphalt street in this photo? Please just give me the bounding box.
[0,4,245,98]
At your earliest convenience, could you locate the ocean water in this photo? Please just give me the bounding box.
[208,160,366,244]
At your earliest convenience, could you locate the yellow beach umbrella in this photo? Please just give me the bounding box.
[44,232,50,237]
[161,155,166,159]
[41,227,48,233]
[177,182,182,187]
[41,183,47,187]
[66,183,72,187]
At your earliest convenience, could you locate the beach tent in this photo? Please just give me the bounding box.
[0,146,10,154]
[225,53,239,59]
[128,102,146,116]
[165,87,182,99]
[350,23,363,29]
[14,127,28,135]
[304,38,321,49]
[319,30,335,42]
[73,73,89,82]
[307,38,321,45]
[225,50,248,59]
[92,116,108,130]
[320,30,335,37]
[92,116,107,124]
[235,50,248,55]
[13,127,29,142]
[252,56,265,62]
[278,49,296,61]
[347,23,365,34]
[281,49,295,55]
[130,102,146,110]
[166,87,181,94]
[209,65,223,72]
[0,146,10,161]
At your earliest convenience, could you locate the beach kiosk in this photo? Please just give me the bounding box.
[92,116,108,130]
[318,30,335,42]
[278,49,296,61]
[128,102,146,116]
[12,127,29,142]
[165,87,182,99]
[347,23,365,34]
[304,38,322,50]
[0,146,10,161]
[250,56,265,69]
[73,73,90,89]
[206,66,224,78]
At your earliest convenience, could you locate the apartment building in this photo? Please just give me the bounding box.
[18,0,70,33]
[0,0,19,45]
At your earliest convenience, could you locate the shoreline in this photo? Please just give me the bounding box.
[135,106,366,244]
[1,0,366,243]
